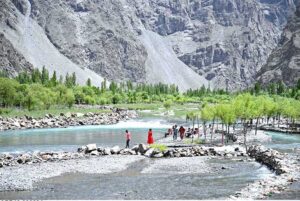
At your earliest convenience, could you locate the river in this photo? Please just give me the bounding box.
[0,118,299,199]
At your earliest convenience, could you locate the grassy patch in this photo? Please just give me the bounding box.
[150,144,168,152]
[0,107,111,118]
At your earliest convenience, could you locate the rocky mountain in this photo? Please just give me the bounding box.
[0,0,298,90]
[257,3,300,86]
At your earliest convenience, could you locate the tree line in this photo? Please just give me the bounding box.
[186,93,300,149]
[1,68,300,114]
[0,68,187,110]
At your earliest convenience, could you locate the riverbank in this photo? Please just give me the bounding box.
[0,127,299,199]
[0,107,137,131]
[260,125,300,134]
[231,144,300,199]
[0,155,144,191]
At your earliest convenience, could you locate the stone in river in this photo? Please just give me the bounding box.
[86,144,97,152]
[111,146,120,154]
[153,153,164,158]
[90,150,99,156]
[104,148,111,155]
[20,122,27,127]
[13,121,20,128]
[76,113,84,117]
[144,148,155,157]
[138,143,148,154]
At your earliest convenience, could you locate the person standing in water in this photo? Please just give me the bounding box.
[147,129,154,144]
[173,125,178,141]
[125,130,131,148]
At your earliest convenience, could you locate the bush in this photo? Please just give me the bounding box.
[150,144,167,152]
[0,108,12,115]
[84,95,96,105]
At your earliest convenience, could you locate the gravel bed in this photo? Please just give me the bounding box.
[0,155,143,191]
[141,156,211,174]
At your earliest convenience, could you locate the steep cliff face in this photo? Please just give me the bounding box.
[257,4,300,86]
[133,0,296,90]
[0,33,33,76]
[0,0,297,90]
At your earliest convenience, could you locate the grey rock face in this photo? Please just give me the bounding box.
[134,0,296,90]
[27,0,148,83]
[257,4,300,86]
[0,30,33,76]
[0,0,298,90]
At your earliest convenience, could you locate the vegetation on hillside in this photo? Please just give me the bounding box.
[0,68,300,122]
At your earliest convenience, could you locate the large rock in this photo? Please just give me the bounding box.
[90,150,99,156]
[144,148,155,157]
[13,121,20,128]
[86,144,97,152]
[131,145,139,152]
[17,153,31,164]
[111,146,120,154]
[138,144,148,154]
[75,113,84,118]
[104,148,111,155]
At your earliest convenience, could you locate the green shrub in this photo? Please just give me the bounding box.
[0,108,12,115]
[150,144,167,152]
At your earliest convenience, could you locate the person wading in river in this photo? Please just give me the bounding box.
[125,130,131,148]
[147,128,154,144]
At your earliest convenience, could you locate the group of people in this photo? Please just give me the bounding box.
[166,125,199,141]
[125,129,154,148]
[124,125,200,148]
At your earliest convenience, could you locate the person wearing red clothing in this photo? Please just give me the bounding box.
[147,129,154,144]
[179,126,185,140]
[125,130,131,148]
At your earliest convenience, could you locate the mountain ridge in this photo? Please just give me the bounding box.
[0,0,298,90]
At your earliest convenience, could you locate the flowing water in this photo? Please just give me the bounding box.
[0,118,173,153]
[264,132,300,199]
[0,119,300,199]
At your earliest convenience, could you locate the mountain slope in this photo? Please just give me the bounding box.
[0,0,105,86]
[257,4,300,86]
[0,0,297,90]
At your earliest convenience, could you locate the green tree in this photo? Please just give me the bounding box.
[86,78,92,87]
[41,66,49,85]
[0,78,18,107]
[101,78,107,93]
[254,82,261,95]
[64,90,75,108]
[50,71,57,87]
[277,81,285,95]
[71,72,76,86]
[31,68,42,83]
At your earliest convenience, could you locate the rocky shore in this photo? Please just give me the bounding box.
[231,144,300,199]
[0,130,299,199]
[0,107,138,131]
[260,125,300,134]
[0,143,248,169]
